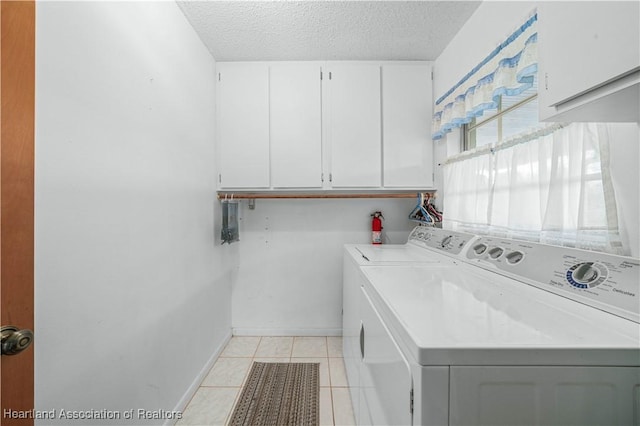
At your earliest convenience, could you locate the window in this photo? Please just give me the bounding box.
[434,10,623,254]
[431,12,538,142]
[444,122,623,255]
[464,81,539,151]
[447,75,623,255]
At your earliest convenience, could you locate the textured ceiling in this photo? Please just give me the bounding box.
[177,1,481,61]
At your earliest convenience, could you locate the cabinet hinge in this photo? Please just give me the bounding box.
[329,72,332,80]
[431,70,434,80]
[329,173,333,182]
[410,388,414,414]
[218,73,221,82]
[321,173,324,182]
[218,174,221,183]
[545,72,548,90]
[320,71,323,80]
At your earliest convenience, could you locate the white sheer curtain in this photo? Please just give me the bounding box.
[442,149,493,233]
[443,123,623,254]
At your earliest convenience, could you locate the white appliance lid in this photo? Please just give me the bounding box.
[349,244,442,263]
[361,264,640,366]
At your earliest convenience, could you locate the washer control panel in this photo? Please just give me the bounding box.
[466,236,640,322]
[408,226,476,256]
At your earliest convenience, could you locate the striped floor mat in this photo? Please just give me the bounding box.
[229,362,319,426]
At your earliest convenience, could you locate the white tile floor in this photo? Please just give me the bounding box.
[176,336,355,426]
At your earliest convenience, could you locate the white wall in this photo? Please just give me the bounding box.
[433,1,640,257]
[231,199,416,335]
[35,2,232,424]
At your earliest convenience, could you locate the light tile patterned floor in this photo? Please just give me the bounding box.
[176,336,355,426]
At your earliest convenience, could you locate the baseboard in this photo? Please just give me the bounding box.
[165,329,232,426]
[232,328,342,336]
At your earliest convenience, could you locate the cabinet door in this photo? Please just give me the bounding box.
[270,63,323,188]
[217,63,270,188]
[327,64,381,188]
[539,1,640,108]
[382,64,433,188]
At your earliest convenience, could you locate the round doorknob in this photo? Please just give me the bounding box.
[1,325,34,356]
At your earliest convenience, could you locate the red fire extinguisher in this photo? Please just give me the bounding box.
[371,211,384,244]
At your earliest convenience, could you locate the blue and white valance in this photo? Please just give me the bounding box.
[432,11,538,140]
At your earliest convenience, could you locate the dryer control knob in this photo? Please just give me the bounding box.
[505,251,524,264]
[488,247,504,259]
[473,243,487,255]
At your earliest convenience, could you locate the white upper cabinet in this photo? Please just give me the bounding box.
[270,63,323,188]
[217,63,270,188]
[325,64,382,188]
[216,61,434,191]
[538,1,640,122]
[382,64,433,188]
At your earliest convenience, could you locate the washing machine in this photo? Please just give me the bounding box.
[342,226,477,425]
[357,235,640,425]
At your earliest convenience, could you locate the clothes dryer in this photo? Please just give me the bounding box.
[342,226,477,424]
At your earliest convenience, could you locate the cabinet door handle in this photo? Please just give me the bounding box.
[359,323,365,359]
